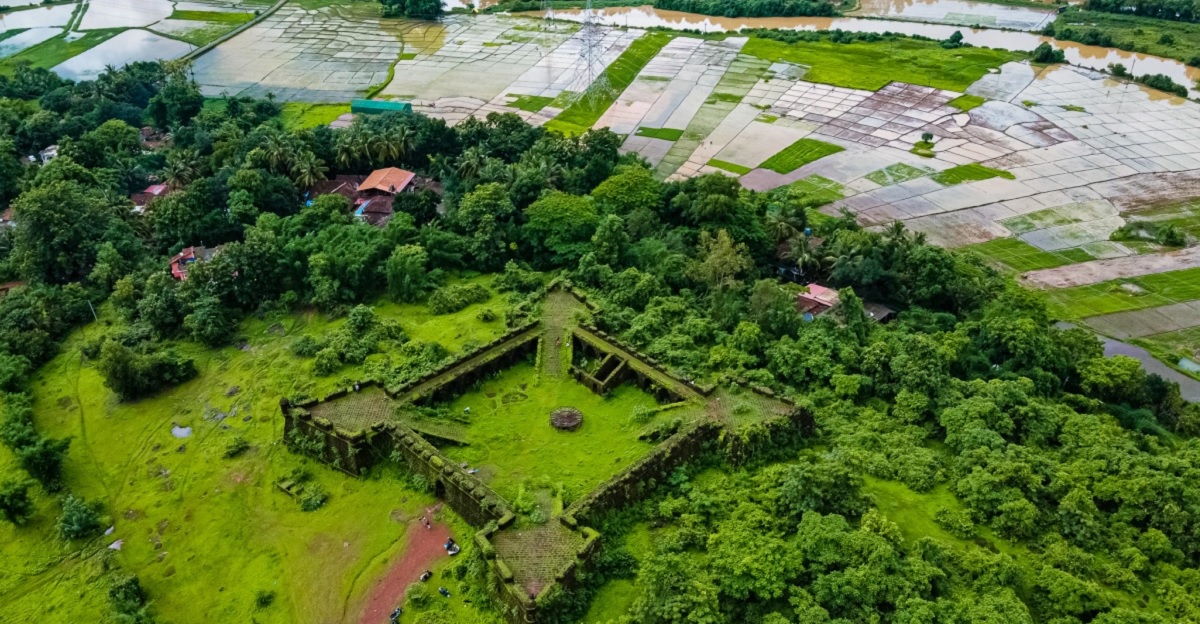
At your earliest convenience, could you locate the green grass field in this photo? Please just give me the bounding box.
[707,158,753,175]
[547,32,673,135]
[741,36,1022,92]
[168,9,254,23]
[439,363,667,504]
[758,137,844,174]
[505,93,554,113]
[785,175,846,206]
[1134,328,1200,381]
[0,28,124,75]
[1047,9,1200,67]
[278,102,350,130]
[635,126,684,141]
[1042,267,1200,319]
[959,237,1094,273]
[930,163,1014,186]
[947,94,986,111]
[864,162,934,186]
[0,282,513,623]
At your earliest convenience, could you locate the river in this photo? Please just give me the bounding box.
[1056,323,1200,402]
[537,5,1200,97]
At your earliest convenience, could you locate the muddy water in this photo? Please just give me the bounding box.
[851,0,1056,31]
[537,6,1199,96]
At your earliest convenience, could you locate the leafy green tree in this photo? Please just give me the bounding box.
[452,182,517,271]
[57,495,103,540]
[184,295,237,347]
[591,164,663,215]
[590,214,629,267]
[522,191,598,266]
[146,69,203,129]
[97,341,198,400]
[0,478,35,525]
[11,180,138,283]
[0,138,23,207]
[386,244,430,303]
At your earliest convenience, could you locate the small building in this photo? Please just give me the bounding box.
[355,195,396,227]
[38,145,58,164]
[169,245,221,281]
[350,99,413,116]
[0,281,25,297]
[796,283,895,323]
[131,184,171,213]
[0,208,14,228]
[309,174,366,202]
[357,167,416,196]
[796,283,841,316]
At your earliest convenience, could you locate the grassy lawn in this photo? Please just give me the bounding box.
[546,31,673,135]
[1047,9,1200,67]
[1,288,512,623]
[930,162,1015,185]
[741,36,1022,92]
[947,94,986,111]
[707,158,752,175]
[1042,267,1200,319]
[279,102,350,130]
[0,28,124,74]
[168,9,254,23]
[758,137,844,174]
[505,93,554,113]
[439,362,666,504]
[959,237,1093,273]
[635,126,684,141]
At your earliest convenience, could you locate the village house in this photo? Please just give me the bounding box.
[130,184,171,213]
[796,283,895,323]
[169,245,222,280]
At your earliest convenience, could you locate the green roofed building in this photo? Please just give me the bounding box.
[350,99,413,115]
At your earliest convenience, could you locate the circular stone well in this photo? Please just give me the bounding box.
[550,407,583,431]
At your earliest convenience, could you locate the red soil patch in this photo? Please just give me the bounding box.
[358,506,453,624]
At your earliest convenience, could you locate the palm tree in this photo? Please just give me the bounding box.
[786,234,822,276]
[335,129,359,170]
[163,149,200,189]
[765,206,804,245]
[291,151,329,190]
[455,146,488,182]
[393,125,414,164]
[259,128,292,174]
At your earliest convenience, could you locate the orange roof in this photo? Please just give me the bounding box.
[357,167,415,194]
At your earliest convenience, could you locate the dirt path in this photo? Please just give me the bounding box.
[357,506,453,624]
[1020,246,1200,289]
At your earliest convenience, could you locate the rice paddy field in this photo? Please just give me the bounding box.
[758,137,844,174]
[961,237,1094,273]
[1041,267,1200,320]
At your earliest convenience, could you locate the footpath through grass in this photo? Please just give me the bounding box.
[546,31,672,135]
[741,36,1022,92]
[759,137,844,174]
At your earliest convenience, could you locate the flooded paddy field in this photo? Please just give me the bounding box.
[52,28,194,79]
[851,0,1057,31]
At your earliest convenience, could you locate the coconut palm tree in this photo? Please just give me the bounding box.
[786,234,822,277]
[163,149,201,189]
[259,128,292,174]
[455,146,488,182]
[290,151,329,190]
[766,206,804,245]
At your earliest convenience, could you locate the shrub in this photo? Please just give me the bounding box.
[313,347,341,376]
[299,485,328,512]
[1032,42,1065,63]
[96,341,197,401]
[0,478,35,525]
[223,436,250,459]
[58,495,103,539]
[428,283,490,315]
[493,261,542,293]
[477,308,496,322]
[290,335,321,357]
[934,507,976,539]
[255,590,275,609]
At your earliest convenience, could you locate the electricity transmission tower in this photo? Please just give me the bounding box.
[572,0,612,108]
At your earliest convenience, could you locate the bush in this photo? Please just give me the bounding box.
[477,308,496,322]
[300,485,328,511]
[0,478,35,525]
[1032,42,1066,63]
[58,495,103,539]
[96,341,197,401]
[290,335,321,357]
[223,436,250,459]
[428,283,491,314]
[493,261,543,293]
[255,590,275,609]
[934,507,976,539]
[313,347,341,376]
